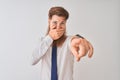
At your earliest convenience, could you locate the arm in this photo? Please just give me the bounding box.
[70,35,94,61]
[31,25,64,65]
[32,35,53,65]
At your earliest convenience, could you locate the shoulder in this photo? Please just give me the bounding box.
[66,35,73,41]
[63,35,73,46]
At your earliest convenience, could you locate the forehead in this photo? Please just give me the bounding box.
[51,15,66,22]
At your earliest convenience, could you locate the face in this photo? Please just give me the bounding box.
[49,15,66,34]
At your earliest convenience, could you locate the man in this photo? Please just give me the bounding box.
[32,6,94,80]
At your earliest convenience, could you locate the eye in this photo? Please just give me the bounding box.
[52,21,57,25]
[60,22,65,26]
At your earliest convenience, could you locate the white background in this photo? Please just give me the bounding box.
[0,0,120,80]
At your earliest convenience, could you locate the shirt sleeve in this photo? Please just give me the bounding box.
[31,35,53,65]
[68,36,74,51]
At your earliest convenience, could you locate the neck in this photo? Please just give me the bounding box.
[53,34,67,47]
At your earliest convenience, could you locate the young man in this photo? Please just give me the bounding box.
[32,6,94,80]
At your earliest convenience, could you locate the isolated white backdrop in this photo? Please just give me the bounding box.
[0,0,120,80]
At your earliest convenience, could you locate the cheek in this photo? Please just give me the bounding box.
[62,26,66,30]
[62,28,66,34]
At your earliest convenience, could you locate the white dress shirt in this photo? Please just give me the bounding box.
[32,35,74,80]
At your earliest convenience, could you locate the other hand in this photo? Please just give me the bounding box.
[70,37,94,61]
[49,28,64,40]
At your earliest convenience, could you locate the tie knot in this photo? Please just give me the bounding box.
[53,41,57,46]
